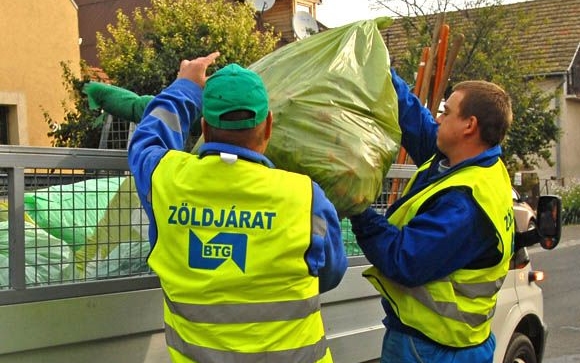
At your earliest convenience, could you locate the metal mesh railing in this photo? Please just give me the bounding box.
[0,168,152,291]
[0,146,413,303]
[98,115,134,150]
[0,147,158,304]
[341,176,410,257]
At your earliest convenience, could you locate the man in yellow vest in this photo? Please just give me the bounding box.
[128,52,347,363]
[348,69,515,363]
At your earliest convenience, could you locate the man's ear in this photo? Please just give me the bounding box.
[264,111,273,141]
[201,118,209,141]
[465,115,478,136]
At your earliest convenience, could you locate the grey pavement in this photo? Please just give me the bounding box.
[545,355,580,363]
[538,224,580,363]
[561,224,580,242]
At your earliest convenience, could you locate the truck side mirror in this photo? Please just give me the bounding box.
[536,195,561,250]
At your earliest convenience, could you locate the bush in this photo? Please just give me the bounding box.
[552,179,580,225]
[43,61,104,148]
[96,0,280,95]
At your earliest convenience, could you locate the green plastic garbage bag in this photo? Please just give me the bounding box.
[82,82,202,137]
[84,241,150,279]
[195,18,400,217]
[23,177,126,251]
[340,218,362,256]
[77,177,148,278]
[0,220,73,288]
[251,18,400,217]
[83,82,154,123]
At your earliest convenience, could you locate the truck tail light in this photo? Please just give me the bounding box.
[528,270,545,283]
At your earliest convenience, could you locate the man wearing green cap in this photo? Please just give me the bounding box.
[128,52,347,363]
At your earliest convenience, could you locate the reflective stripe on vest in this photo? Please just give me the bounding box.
[149,146,331,362]
[164,292,321,323]
[364,156,514,347]
[367,276,503,326]
[165,324,329,363]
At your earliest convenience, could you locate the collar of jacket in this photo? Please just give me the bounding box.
[198,142,275,168]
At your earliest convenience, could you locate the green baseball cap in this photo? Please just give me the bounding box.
[202,64,269,130]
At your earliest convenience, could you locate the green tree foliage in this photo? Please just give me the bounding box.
[48,0,279,148]
[553,180,580,225]
[374,0,560,172]
[96,0,280,95]
[43,61,103,148]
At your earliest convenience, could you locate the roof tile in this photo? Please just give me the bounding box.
[382,0,580,74]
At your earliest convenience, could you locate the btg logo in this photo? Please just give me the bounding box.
[189,231,247,272]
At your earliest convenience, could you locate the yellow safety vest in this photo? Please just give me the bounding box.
[149,150,332,363]
[363,157,514,347]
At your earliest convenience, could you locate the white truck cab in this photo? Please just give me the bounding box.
[491,194,561,363]
[492,247,547,363]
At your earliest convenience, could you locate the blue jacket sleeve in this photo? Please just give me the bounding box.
[128,79,202,205]
[128,78,203,245]
[391,69,439,166]
[308,181,348,293]
[349,190,493,287]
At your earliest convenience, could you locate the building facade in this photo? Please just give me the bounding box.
[383,0,580,189]
[0,0,81,146]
